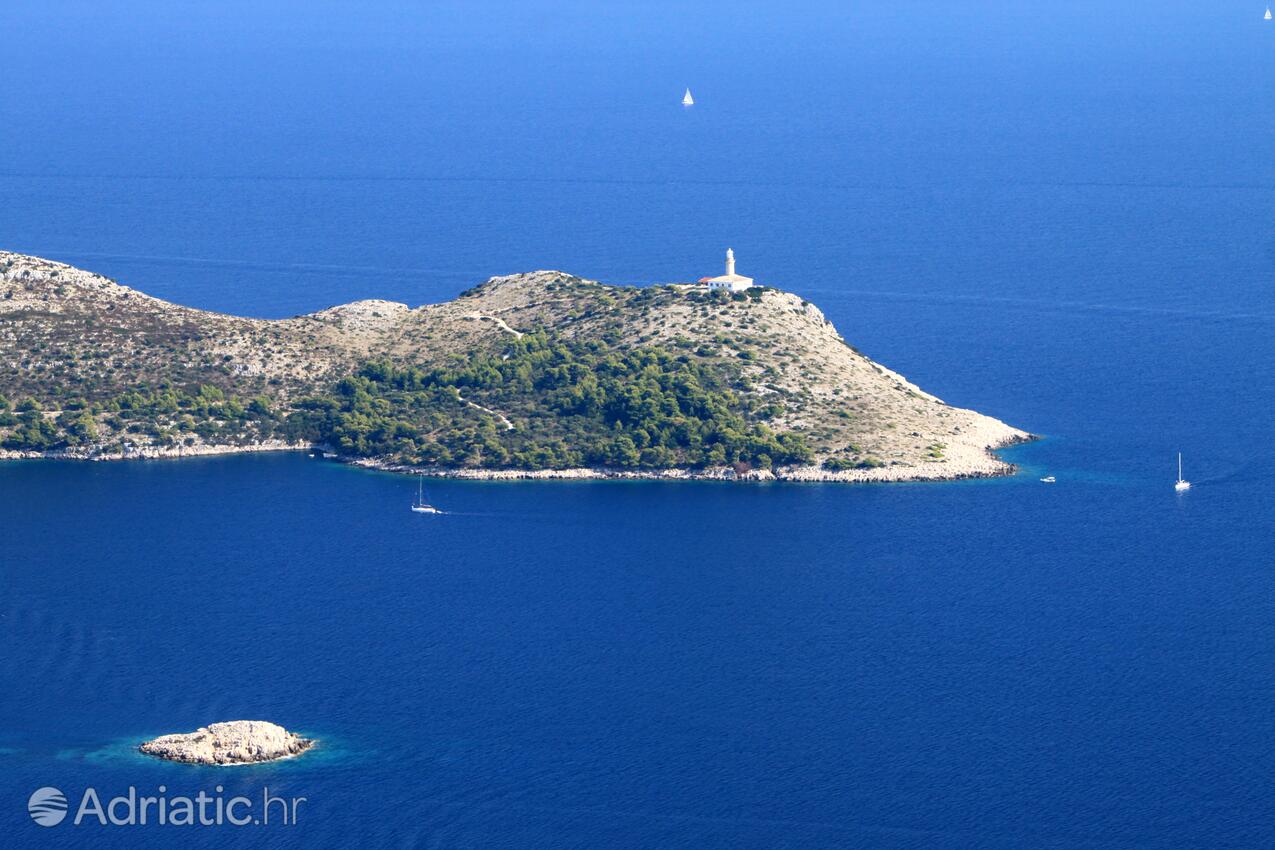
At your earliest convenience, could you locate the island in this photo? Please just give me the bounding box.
[139,721,314,765]
[0,251,1030,482]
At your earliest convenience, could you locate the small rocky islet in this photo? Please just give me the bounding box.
[139,721,314,765]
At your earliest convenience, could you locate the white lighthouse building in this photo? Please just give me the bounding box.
[700,248,757,292]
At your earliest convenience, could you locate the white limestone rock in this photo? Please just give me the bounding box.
[139,721,313,765]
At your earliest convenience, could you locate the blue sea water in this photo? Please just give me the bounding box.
[3,1,1275,846]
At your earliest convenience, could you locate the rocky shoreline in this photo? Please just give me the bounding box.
[2,432,1034,484]
[356,430,1035,483]
[139,721,314,766]
[0,439,311,462]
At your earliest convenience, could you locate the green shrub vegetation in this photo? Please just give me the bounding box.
[281,332,811,469]
[822,454,886,472]
[0,383,279,452]
[1,333,813,470]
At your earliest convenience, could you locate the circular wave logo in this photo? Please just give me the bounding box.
[28,787,68,827]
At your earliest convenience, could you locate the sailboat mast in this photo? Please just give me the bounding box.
[1178,452,1182,481]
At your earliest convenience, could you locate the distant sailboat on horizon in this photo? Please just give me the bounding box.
[1175,452,1191,492]
[682,88,694,107]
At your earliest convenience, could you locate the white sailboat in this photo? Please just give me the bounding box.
[411,475,442,514]
[1174,452,1191,492]
[682,88,694,107]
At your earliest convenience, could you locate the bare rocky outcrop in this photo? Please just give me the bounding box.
[139,721,314,765]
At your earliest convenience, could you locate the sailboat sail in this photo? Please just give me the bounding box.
[412,475,440,512]
[1267,7,1272,19]
[682,88,694,106]
[1175,452,1191,491]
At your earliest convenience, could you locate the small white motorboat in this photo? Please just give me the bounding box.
[411,475,442,514]
[1039,476,1056,483]
[682,88,694,106]
[1174,452,1190,492]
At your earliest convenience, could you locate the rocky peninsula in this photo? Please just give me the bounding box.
[0,251,1030,482]
[139,721,314,765]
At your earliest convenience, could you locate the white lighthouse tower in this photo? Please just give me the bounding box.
[700,248,756,292]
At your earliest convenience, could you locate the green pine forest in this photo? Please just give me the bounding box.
[0,332,813,471]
